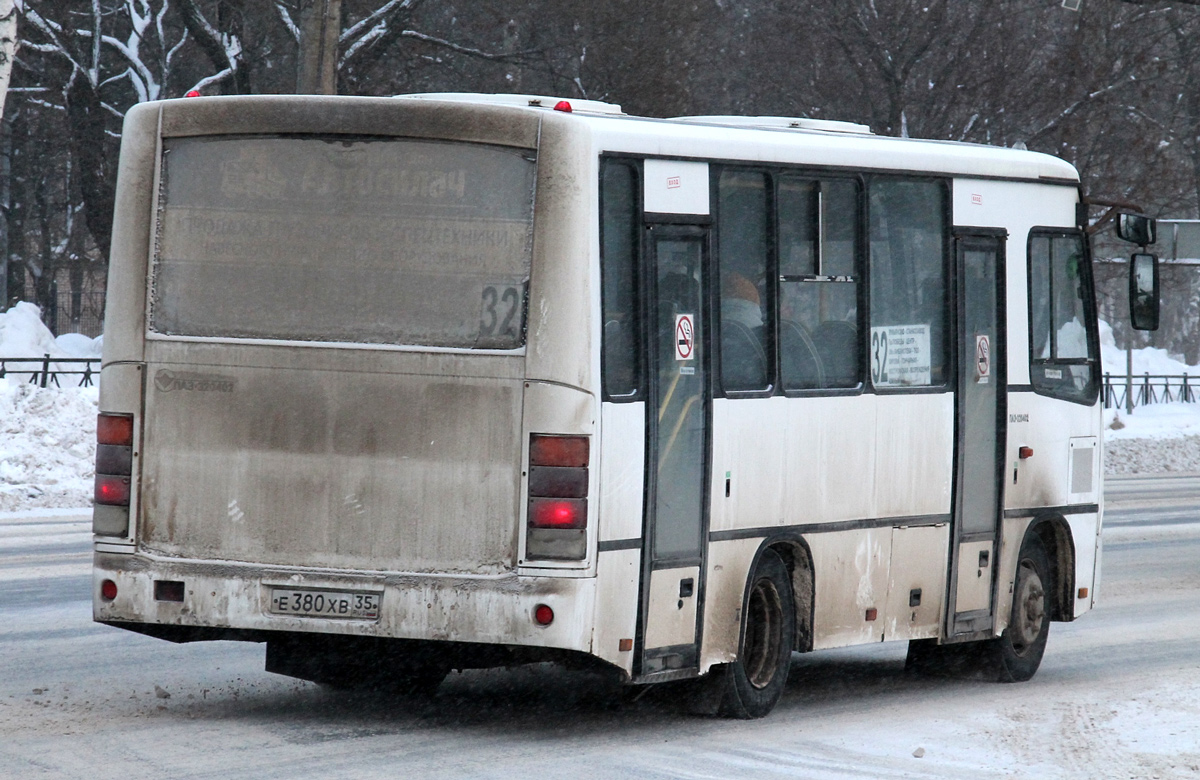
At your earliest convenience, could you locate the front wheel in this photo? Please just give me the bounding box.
[714,549,795,719]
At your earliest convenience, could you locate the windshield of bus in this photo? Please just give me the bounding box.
[152,135,536,349]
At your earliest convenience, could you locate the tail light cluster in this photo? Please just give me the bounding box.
[526,434,589,561]
[93,412,134,537]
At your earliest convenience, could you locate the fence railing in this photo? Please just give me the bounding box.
[1103,373,1197,410]
[0,355,100,387]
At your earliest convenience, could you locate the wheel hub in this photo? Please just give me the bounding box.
[1012,559,1045,654]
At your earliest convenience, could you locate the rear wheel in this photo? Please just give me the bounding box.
[905,535,1051,682]
[993,535,1051,681]
[714,549,794,719]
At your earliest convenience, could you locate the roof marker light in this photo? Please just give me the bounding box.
[185,90,201,98]
[553,100,572,113]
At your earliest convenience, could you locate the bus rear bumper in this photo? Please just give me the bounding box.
[93,552,600,660]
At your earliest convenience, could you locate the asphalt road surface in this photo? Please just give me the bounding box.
[2,475,1199,779]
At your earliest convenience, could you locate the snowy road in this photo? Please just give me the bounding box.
[2,476,1199,779]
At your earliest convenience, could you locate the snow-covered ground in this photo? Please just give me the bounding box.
[3,305,1200,512]
[1,303,102,512]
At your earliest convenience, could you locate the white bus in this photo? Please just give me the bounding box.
[92,93,1145,718]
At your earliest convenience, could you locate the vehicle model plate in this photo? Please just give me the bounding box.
[269,588,382,620]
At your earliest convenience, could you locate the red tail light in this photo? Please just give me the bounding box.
[95,475,131,506]
[97,413,134,446]
[530,435,589,467]
[529,498,587,529]
[526,434,590,561]
[534,604,554,625]
[100,579,118,600]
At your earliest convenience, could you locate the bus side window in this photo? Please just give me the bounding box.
[1028,231,1098,404]
[601,160,641,399]
[718,170,772,393]
[867,179,948,389]
[778,176,861,391]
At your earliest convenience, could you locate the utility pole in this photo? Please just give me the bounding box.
[0,0,16,311]
[298,0,342,95]
[1126,335,1134,416]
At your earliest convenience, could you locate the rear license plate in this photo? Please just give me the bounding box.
[269,588,381,620]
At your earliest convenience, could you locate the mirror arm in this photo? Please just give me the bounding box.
[1079,196,1145,236]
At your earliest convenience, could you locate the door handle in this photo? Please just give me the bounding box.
[679,578,695,598]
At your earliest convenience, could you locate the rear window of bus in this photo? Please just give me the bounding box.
[152,136,536,349]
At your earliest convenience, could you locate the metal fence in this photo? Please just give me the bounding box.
[42,289,106,338]
[1102,373,1197,410]
[0,355,100,387]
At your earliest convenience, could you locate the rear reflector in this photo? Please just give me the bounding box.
[534,604,554,625]
[94,475,131,506]
[529,435,589,467]
[100,579,118,600]
[97,413,134,446]
[529,497,587,529]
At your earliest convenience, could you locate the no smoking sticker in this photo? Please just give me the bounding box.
[675,314,695,361]
[976,334,991,382]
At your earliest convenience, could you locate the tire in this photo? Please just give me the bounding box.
[715,549,795,719]
[992,534,1051,682]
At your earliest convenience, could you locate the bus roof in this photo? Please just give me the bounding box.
[151,93,1080,185]
[393,92,1080,184]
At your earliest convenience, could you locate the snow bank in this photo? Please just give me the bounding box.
[0,378,97,512]
[0,301,103,359]
[1097,319,1200,474]
[0,304,100,510]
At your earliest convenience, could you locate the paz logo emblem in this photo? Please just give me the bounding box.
[154,369,236,393]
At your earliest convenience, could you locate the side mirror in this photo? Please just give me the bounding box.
[1129,252,1160,331]
[1116,213,1157,246]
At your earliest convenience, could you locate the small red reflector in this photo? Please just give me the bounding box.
[553,100,572,113]
[1078,587,1089,599]
[530,435,589,467]
[1018,446,1034,459]
[101,579,118,600]
[185,90,201,97]
[865,608,878,622]
[95,475,131,506]
[529,498,586,529]
[534,604,554,625]
[97,414,134,446]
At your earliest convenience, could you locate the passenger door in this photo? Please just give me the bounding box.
[948,231,1007,638]
[637,225,711,678]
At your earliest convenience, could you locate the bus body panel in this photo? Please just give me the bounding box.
[517,380,596,573]
[138,341,525,574]
[597,402,645,544]
[951,178,1078,388]
[102,102,159,367]
[524,115,596,393]
[700,538,760,670]
[809,527,893,650]
[93,553,597,652]
[592,548,640,675]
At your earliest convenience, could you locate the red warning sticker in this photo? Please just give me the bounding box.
[675,314,695,361]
